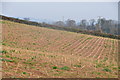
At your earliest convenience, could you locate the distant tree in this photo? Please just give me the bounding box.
[89,19,95,27]
[41,22,47,27]
[95,24,102,33]
[80,19,87,30]
[95,18,107,33]
[96,18,118,35]
[54,21,65,27]
[66,19,76,27]
[88,19,96,30]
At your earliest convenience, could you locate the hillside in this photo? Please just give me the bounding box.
[1,20,119,78]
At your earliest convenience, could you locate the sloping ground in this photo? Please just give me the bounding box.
[1,20,119,78]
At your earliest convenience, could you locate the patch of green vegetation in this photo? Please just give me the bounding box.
[91,72,101,75]
[10,42,17,44]
[102,68,111,72]
[2,43,6,46]
[86,37,93,40]
[33,43,36,45]
[60,66,70,71]
[27,59,32,62]
[113,67,117,70]
[9,50,16,53]
[10,76,16,78]
[31,66,35,69]
[39,62,48,67]
[95,60,98,63]
[74,65,81,67]
[6,55,10,58]
[53,73,60,76]
[26,48,29,50]
[22,72,27,74]
[5,55,19,63]
[95,63,103,68]
[36,68,39,70]
[96,72,101,75]
[1,50,7,54]
[0,55,3,57]
[0,21,6,24]
[31,56,36,59]
[23,61,36,65]
[53,66,58,69]
[0,59,14,62]
[103,57,108,62]
[47,55,56,58]
[118,67,120,70]
[34,37,37,39]
[10,56,18,60]
[5,54,18,60]
[39,53,45,56]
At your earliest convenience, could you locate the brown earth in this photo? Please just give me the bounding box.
[1,20,119,78]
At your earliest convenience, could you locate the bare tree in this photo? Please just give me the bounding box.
[80,19,87,30]
[66,19,76,27]
[54,21,65,27]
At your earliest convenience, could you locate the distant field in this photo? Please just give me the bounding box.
[1,20,119,78]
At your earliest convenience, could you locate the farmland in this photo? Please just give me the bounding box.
[1,20,119,78]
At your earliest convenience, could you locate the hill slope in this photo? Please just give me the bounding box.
[1,20,119,78]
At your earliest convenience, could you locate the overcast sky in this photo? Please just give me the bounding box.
[2,2,118,22]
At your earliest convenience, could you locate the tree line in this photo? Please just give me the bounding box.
[53,18,119,35]
[1,15,120,39]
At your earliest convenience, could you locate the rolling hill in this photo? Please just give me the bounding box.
[1,20,119,78]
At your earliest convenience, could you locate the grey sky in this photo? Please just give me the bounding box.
[2,2,118,22]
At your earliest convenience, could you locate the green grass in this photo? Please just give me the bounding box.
[2,43,6,46]
[103,57,108,62]
[102,68,112,72]
[95,63,103,68]
[0,21,6,24]
[87,37,93,40]
[0,50,8,54]
[0,59,14,62]
[39,62,48,67]
[118,67,120,70]
[92,72,101,75]
[60,66,70,71]
[52,66,71,71]
[22,72,27,74]
[53,66,58,69]
[6,55,10,58]
[23,61,36,65]
[0,55,3,57]
[33,43,36,45]
[9,50,16,53]
[10,42,17,44]
[74,65,81,67]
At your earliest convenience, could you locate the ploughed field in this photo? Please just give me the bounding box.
[1,20,119,78]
